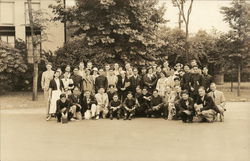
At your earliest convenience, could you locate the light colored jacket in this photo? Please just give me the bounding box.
[209,90,226,108]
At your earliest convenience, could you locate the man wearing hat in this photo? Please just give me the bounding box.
[41,62,54,114]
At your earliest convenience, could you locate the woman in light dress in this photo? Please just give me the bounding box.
[47,71,64,121]
[156,72,169,97]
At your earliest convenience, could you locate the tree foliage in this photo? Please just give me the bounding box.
[221,0,250,67]
[50,0,166,67]
[0,41,28,93]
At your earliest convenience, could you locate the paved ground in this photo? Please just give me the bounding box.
[1,102,250,161]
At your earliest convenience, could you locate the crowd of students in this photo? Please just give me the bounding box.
[41,60,226,123]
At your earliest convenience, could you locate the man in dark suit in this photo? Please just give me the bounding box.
[56,94,73,122]
[202,66,213,93]
[190,66,204,101]
[194,86,219,122]
[182,64,191,91]
[79,90,97,118]
[177,90,195,123]
[116,71,131,101]
[68,86,82,120]
[148,90,165,118]
[95,68,108,92]
[130,68,142,95]
[70,67,83,91]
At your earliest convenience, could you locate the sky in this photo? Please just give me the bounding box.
[159,0,232,34]
[66,0,233,34]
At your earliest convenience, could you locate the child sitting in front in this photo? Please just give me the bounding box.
[123,92,136,120]
[109,94,122,120]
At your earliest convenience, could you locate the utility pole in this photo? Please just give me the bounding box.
[63,0,67,43]
[27,0,38,101]
[237,58,241,96]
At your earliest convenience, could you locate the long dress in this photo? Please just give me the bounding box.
[49,78,63,114]
[156,77,168,96]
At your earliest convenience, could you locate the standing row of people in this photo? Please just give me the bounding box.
[41,60,226,122]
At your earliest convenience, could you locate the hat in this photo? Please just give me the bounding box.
[93,67,98,71]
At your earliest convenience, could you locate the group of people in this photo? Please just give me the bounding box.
[41,59,226,123]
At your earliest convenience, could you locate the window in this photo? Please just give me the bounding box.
[25,2,40,25]
[26,26,41,63]
[0,26,15,47]
[0,2,15,25]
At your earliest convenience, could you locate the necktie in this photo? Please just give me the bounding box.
[213,92,216,99]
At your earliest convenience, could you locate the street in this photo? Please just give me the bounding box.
[1,102,250,161]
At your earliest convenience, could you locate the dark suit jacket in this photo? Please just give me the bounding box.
[68,94,80,105]
[95,75,108,91]
[203,74,213,90]
[195,94,218,112]
[179,97,194,112]
[56,99,71,113]
[143,74,157,91]
[130,75,142,90]
[182,72,191,90]
[116,75,131,92]
[190,73,204,92]
[49,78,64,91]
[79,94,97,113]
[70,74,83,90]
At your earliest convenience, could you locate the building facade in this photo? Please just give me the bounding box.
[0,0,65,63]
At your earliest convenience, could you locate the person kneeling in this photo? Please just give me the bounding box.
[194,87,219,123]
[56,94,73,123]
[148,90,165,118]
[109,94,122,120]
[178,90,195,123]
[123,92,136,120]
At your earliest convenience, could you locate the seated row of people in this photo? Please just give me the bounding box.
[54,82,226,123]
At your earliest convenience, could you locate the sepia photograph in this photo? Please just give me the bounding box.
[0,0,250,161]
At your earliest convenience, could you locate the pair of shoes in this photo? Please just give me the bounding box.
[110,115,113,120]
[46,115,51,121]
[57,119,61,123]
[70,118,76,121]
[128,115,132,120]
[123,115,127,120]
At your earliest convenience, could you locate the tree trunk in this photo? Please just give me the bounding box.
[214,74,224,85]
[230,70,233,92]
[237,62,241,96]
[27,0,38,101]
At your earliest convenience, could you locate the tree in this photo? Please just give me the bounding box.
[156,27,186,65]
[0,41,28,93]
[50,0,166,67]
[221,0,250,96]
[172,0,194,63]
